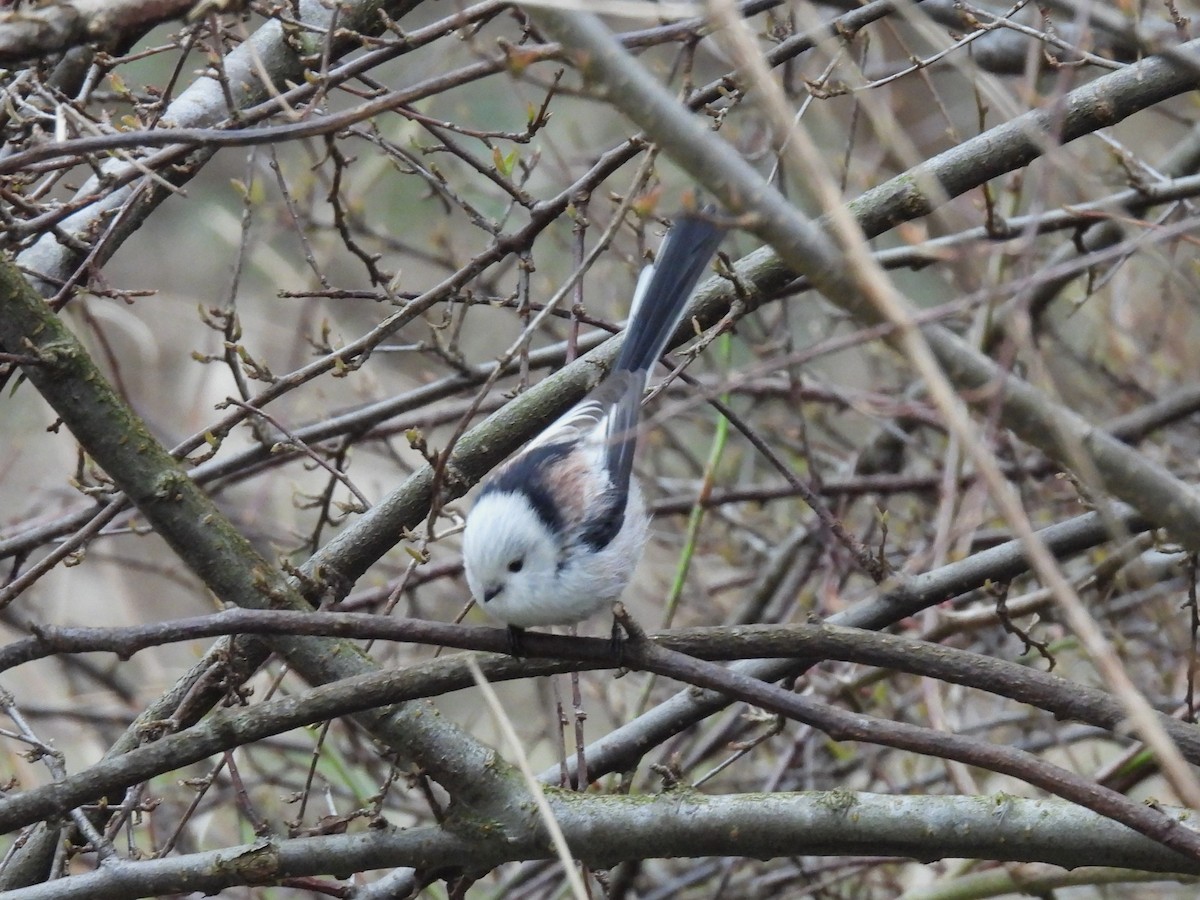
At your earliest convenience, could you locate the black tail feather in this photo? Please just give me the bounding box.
[604,212,724,502]
[613,213,726,376]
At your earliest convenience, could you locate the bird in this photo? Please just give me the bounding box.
[461,210,725,651]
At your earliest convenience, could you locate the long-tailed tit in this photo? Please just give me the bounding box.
[462,212,724,646]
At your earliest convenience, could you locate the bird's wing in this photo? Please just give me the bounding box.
[521,372,628,455]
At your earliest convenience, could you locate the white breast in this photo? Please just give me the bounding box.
[483,482,649,628]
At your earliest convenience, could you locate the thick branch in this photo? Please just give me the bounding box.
[3,793,1198,899]
[0,0,209,64]
[0,254,518,817]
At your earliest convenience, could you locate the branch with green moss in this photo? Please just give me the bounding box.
[0,252,520,820]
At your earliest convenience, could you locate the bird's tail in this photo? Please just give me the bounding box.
[614,212,726,376]
[599,212,724,504]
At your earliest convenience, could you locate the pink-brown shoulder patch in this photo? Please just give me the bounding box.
[542,446,595,526]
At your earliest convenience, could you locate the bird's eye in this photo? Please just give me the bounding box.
[507,558,524,573]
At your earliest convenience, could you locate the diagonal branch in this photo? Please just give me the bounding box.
[0,254,520,819]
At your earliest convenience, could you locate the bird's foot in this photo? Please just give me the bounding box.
[610,602,652,670]
[506,625,527,658]
[609,615,625,668]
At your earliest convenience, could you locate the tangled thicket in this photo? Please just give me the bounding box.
[2,1,1200,897]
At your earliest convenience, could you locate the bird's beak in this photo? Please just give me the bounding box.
[483,585,501,603]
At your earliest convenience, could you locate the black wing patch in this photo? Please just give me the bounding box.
[575,486,627,551]
[480,442,573,536]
